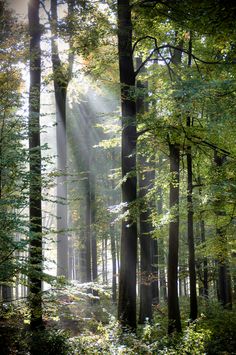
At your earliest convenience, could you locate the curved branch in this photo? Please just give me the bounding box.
[132,35,158,54]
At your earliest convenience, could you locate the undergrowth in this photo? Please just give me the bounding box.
[1,284,236,354]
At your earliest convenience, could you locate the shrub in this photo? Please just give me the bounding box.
[29,328,73,355]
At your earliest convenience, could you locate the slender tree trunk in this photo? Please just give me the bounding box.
[51,0,73,278]
[214,152,232,309]
[158,186,167,302]
[136,59,154,323]
[85,174,92,282]
[186,117,198,321]
[168,142,181,333]
[28,0,43,330]
[91,179,97,283]
[117,0,137,329]
[201,215,208,298]
[110,151,117,303]
[138,161,154,323]
[110,224,117,302]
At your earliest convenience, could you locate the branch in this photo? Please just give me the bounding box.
[132,35,158,54]
[40,0,51,21]
[133,38,235,78]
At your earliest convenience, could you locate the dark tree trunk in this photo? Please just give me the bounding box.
[117,0,137,329]
[168,142,181,334]
[2,286,12,303]
[28,0,43,330]
[214,152,232,309]
[167,39,183,334]
[186,117,198,321]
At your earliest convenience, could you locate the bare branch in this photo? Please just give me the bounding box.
[40,0,51,21]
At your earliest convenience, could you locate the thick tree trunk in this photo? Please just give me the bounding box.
[117,0,137,329]
[167,39,183,334]
[28,0,43,330]
[168,142,181,333]
[186,117,198,321]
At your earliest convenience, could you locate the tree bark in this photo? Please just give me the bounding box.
[51,0,73,278]
[168,142,181,333]
[214,152,232,309]
[28,0,43,330]
[136,65,155,323]
[158,185,167,302]
[186,117,198,321]
[138,160,154,323]
[117,0,137,329]
[167,39,183,334]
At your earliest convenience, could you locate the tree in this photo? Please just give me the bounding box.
[28,0,44,330]
[117,0,137,329]
[136,62,154,323]
[167,41,183,334]
[50,0,75,278]
[186,36,197,321]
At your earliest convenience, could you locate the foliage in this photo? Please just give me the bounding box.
[71,303,236,354]
[29,328,73,355]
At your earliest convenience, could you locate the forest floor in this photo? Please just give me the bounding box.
[0,284,236,354]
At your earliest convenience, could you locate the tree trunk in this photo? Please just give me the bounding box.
[91,178,97,283]
[117,0,137,329]
[138,161,154,323]
[136,59,154,323]
[110,223,117,303]
[168,142,181,333]
[214,152,232,309]
[158,186,167,302]
[85,174,92,282]
[51,0,71,278]
[201,216,208,298]
[110,151,118,303]
[167,39,183,334]
[28,0,43,330]
[186,117,198,321]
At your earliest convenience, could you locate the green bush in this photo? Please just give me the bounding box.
[200,302,236,354]
[29,328,73,355]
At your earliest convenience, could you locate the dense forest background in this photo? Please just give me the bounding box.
[0,0,236,354]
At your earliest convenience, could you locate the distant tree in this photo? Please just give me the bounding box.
[50,0,74,278]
